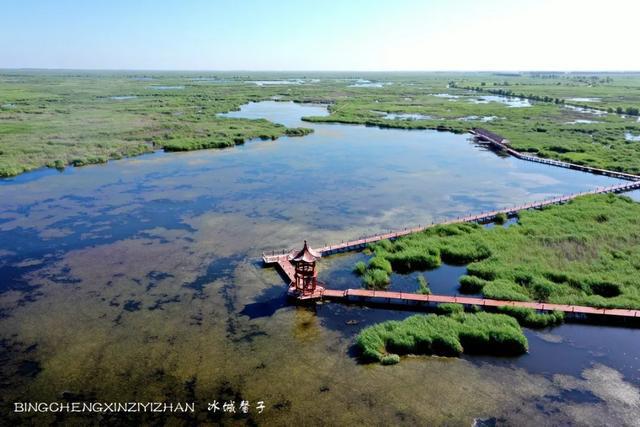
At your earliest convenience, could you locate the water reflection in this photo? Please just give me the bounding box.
[625,132,640,142]
[471,95,531,108]
[564,104,607,116]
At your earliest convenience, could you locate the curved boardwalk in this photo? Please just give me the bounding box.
[471,127,640,181]
[263,130,640,319]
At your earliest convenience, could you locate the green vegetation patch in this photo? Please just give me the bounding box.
[496,306,565,328]
[417,274,431,295]
[159,118,313,152]
[356,311,528,364]
[359,194,640,310]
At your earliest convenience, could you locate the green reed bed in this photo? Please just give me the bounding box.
[417,274,431,295]
[496,307,565,328]
[356,311,528,365]
[357,194,640,311]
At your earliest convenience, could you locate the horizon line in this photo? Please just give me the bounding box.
[2,67,640,74]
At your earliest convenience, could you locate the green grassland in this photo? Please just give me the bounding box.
[356,310,528,365]
[359,194,640,310]
[2,71,640,176]
[0,71,333,176]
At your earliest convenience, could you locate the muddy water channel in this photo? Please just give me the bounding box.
[1,101,639,425]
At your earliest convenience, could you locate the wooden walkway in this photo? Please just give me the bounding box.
[262,129,640,320]
[471,128,640,181]
[275,269,640,319]
[275,258,296,285]
[319,289,640,318]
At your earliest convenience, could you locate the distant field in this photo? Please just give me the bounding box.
[1,71,640,176]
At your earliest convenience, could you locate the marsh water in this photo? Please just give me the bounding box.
[1,101,639,425]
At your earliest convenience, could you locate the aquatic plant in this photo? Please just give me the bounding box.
[355,194,640,310]
[494,212,508,225]
[458,275,487,294]
[436,303,464,315]
[497,306,565,328]
[362,268,390,289]
[284,127,314,136]
[381,354,400,365]
[417,274,431,295]
[353,261,367,276]
[368,256,392,274]
[356,312,528,364]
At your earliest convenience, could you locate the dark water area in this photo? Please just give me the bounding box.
[317,250,468,295]
[1,101,639,425]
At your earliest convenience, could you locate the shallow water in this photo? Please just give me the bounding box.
[459,115,499,122]
[625,132,640,142]
[432,93,459,99]
[348,79,386,88]
[109,95,137,100]
[566,119,599,124]
[248,80,305,86]
[568,97,601,102]
[371,111,433,121]
[147,85,184,90]
[564,104,607,116]
[471,95,531,108]
[1,101,639,424]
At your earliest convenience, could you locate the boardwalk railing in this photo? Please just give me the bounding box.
[470,128,640,182]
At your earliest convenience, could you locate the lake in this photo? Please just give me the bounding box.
[1,101,638,425]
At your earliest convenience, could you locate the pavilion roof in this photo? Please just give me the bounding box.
[290,241,321,263]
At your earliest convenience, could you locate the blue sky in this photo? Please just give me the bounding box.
[1,0,638,71]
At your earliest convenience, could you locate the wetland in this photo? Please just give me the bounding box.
[2,72,640,425]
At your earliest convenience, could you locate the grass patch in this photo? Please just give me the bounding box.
[356,194,640,310]
[497,306,565,328]
[436,303,464,315]
[353,261,367,276]
[368,256,392,274]
[356,311,528,364]
[362,269,390,289]
[494,212,508,225]
[459,274,488,294]
[417,274,431,294]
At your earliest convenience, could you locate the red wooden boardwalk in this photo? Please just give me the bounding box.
[276,258,296,285]
[317,288,640,319]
